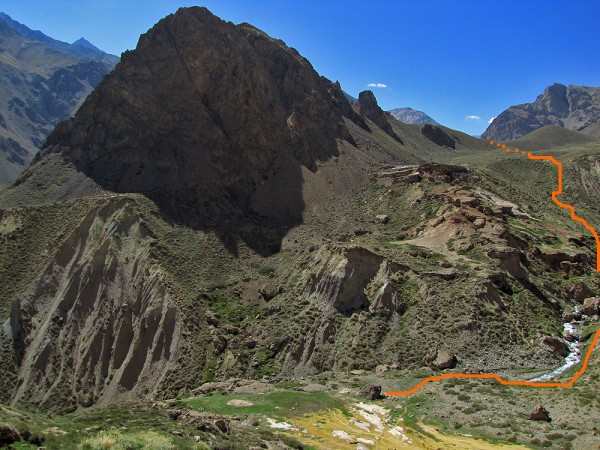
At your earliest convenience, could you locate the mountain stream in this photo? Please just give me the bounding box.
[528,319,582,382]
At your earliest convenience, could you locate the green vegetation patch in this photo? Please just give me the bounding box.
[204,289,258,325]
[186,390,343,419]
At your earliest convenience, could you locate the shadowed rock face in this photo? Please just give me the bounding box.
[421,124,455,148]
[39,7,365,255]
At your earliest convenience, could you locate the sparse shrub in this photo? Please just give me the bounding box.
[81,430,175,449]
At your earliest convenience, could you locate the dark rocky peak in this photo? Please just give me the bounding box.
[358,90,401,142]
[38,7,366,255]
[421,124,455,148]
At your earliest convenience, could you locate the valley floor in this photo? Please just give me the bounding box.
[3,341,599,450]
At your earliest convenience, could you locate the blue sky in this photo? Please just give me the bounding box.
[2,0,599,136]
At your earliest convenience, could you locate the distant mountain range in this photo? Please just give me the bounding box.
[483,83,600,141]
[0,12,118,183]
[388,107,439,125]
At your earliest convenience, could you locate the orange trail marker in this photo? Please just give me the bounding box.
[386,142,600,397]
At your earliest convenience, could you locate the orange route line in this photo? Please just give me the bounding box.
[386,140,600,396]
[488,139,600,272]
[386,329,599,395]
[526,152,600,272]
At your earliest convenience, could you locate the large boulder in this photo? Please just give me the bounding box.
[0,423,21,446]
[423,349,457,370]
[562,310,582,322]
[582,297,600,316]
[375,214,390,224]
[541,336,569,357]
[357,385,383,400]
[567,282,594,302]
[528,405,551,422]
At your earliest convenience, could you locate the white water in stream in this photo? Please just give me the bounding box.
[529,322,582,382]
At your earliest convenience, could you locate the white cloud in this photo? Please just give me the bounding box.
[488,117,496,124]
[465,115,481,120]
[367,83,387,88]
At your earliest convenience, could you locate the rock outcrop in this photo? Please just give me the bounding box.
[303,246,388,314]
[358,90,402,142]
[377,163,468,186]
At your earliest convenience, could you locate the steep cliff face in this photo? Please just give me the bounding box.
[358,90,401,142]
[483,83,600,141]
[4,199,181,410]
[39,8,365,254]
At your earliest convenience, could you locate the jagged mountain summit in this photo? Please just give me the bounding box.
[388,107,439,125]
[483,83,600,141]
[0,12,118,183]
[1,9,599,441]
